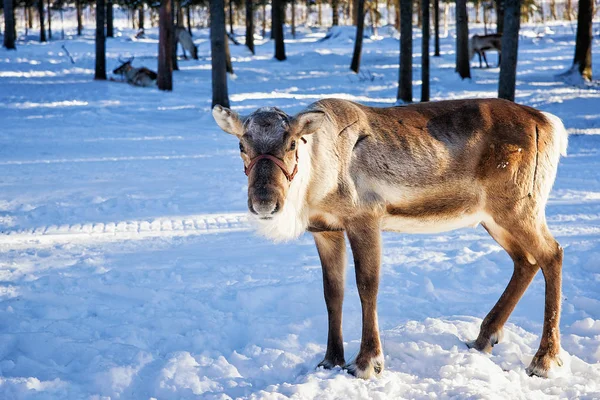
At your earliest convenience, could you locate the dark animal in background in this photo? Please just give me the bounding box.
[176,26,198,60]
[470,34,502,68]
[112,57,157,87]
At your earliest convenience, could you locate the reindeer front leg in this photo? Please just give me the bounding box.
[345,217,384,378]
[314,231,347,369]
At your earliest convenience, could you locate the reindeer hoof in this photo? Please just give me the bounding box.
[317,358,345,370]
[344,353,384,379]
[466,329,503,353]
[526,352,563,378]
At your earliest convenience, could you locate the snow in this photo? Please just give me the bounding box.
[1,20,600,399]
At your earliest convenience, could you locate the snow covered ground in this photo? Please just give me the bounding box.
[1,21,600,399]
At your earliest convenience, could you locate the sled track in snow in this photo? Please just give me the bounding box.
[0,213,252,247]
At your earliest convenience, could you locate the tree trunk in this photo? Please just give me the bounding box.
[455,0,471,79]
[332,0,339,25]
[225,30,233,73]
[291,0,296,37]
[475,1,481,23]
[262,1,266,37]
[106,0,113,37]
[139,7,144,29]
[246,0,254,53]
[498,0,520,100]
[186,6,192,34]
[572,0,592,80]
[496,0,504,33]
[48,0,52,39]
[158,0,173,90]
[177,1,184,25]
[28,6,34,28]
[26,5,30,36]
[228,0,234,34]
[318,0,322,25]
[421,0,430,102]
[398,0,412,102]
[60,8,64,39]
[434,0,440,56]
[38,0,46,41]
[76,0,83,35]
[94,0,106,80]
[3,0,16,49]
[273,0,286,60]
[416,0,422,27]
[484,3,488,33]
[211,0,230,107]
[350,0,364,72]
[564,0,572,20]
[549,0,557,20]
[171,0,178,70]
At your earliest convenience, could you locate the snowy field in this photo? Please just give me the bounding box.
[1,20,600,399]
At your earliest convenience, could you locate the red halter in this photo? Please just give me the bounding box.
[244,138,306,182]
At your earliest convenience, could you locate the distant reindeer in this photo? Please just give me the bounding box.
[112,57,157,87]
[470,33,502,68]
[213,98,568,379]
[176,26,198,60]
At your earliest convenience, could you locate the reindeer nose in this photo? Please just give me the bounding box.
[251,200,279,217]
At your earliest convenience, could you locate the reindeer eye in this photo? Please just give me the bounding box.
[239,142,245,153]
[290,140,296,151]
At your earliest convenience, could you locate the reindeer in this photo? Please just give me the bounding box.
[176,26,198,60]
[213,98,568,379]
[470,33,502,68]
[112,57,157,87]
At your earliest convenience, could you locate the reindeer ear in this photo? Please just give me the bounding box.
[212,105,244,137]
[291,110,326,137]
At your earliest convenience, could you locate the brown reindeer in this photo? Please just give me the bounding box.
[112,57,157,87]
[470,34,502,68]
[212,98,567,379]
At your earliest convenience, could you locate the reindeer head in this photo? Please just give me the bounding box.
[113,57,134,75]
[213,105,325,220]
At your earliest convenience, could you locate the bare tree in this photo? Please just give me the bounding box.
[225,31,234,73]
[273,0,286,60]
[291,0,296,38]
[107,0,114,37]
[262,1,266,37]
[398,0,412,102]
[434,0,440,56]
[496,0,504,33]
[76,0,83,35]
[95,0,106,80]
[171,0,178,71]
[572,0,593,80]
[350,0,365,73]
[47,0,52,39]
[3,0,16,49]
[139,6,145,29]
[38,0,46,42]
[186,6,192,34]
[246,0,255,54]
[158,0,174,90]
[498,0,520,100]
[211,0,230,107]
[455,0,471,79]
[421,0,430,101]
[332,0,339,25]
[228,0,234,34]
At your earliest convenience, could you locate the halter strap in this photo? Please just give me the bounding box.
[244,138,306,182]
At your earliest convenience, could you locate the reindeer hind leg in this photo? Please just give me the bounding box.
[468,219,539,352]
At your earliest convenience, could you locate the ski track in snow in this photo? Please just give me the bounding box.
[1,17,600,400]
[0,213,249,246]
